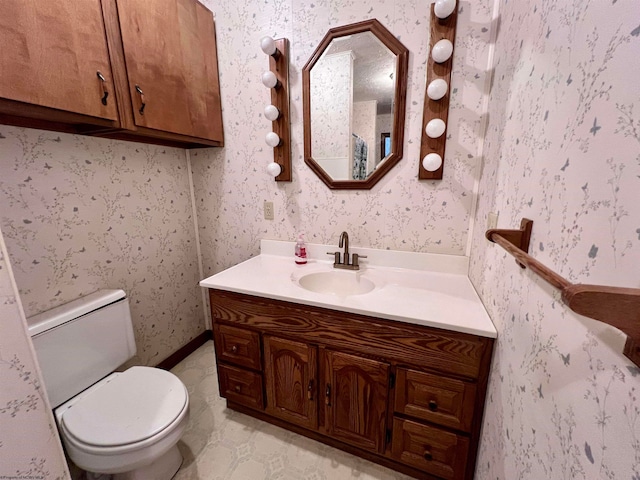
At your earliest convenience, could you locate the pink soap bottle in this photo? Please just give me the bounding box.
[295,233,308,264]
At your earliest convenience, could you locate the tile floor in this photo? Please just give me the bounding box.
[171,340,413,480]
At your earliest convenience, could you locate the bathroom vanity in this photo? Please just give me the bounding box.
[200,240,496,480]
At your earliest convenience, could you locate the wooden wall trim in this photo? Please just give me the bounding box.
[156,329,212,371]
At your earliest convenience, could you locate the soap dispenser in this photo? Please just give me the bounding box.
[295,233,308,264]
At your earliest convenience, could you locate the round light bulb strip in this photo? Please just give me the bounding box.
[260,36,291,182]
[419,0,458,180]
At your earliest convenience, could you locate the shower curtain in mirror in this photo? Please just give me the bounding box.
[352,133,368,180]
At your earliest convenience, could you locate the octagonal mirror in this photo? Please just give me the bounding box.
[302,19,409,189]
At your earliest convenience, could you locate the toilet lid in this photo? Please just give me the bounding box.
[61,366,187,447]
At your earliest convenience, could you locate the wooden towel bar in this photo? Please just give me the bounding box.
[486,218,640,367]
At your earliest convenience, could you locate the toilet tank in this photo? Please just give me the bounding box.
[28,290,137,408]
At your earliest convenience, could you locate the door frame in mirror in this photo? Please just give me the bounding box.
[302,19,409,190]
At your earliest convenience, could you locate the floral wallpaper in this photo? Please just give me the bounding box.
[190,0,495,276]
[469,0,640,478]
[0,127,205,367]
[0,226,69,479]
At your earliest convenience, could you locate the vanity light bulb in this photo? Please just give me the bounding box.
[427,79,448,101]
[422,153,443,172]
[264,104,280,121]
[260,36,277,56]
[425,118,446,138]
[431,39,454,63]
[267,162,282,177]
[261,71,278,89]
[265,131,281,147]
[434,0,456,19]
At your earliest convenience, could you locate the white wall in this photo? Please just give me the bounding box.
[311,50,353,171]
[352,100,377,176]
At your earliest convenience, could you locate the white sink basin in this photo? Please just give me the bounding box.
[297,270,376,296]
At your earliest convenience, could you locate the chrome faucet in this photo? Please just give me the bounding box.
[339,231,349,260]
[328,231,367,270]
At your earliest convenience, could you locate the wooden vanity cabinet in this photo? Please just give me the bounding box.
[0,0,223,148]
[208,289,494,480]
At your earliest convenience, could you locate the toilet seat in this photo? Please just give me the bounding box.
[57,366,188,449]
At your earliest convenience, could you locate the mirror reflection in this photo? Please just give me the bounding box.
[310,32,396,181]
[303,19,408,190]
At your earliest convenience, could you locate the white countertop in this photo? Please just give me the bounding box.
[199,240,497,338]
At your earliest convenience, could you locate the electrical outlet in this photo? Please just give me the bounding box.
[264,201,274,220]
[487,212,498,230]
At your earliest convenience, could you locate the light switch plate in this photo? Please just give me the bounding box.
[264,201,274,220]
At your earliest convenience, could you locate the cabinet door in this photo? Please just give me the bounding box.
[323,350,389,453]
[116,0,223,141]
[0,0,118,120]
[264,336,318,430]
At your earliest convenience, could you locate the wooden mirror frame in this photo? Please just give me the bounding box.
[302,19,409,190]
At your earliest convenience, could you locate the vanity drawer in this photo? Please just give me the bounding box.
[217,364,264,410]
[214,323,261,370]
[391,418,469,480]
[394,368,476,432]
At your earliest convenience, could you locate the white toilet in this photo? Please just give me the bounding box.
[29,289,190,480]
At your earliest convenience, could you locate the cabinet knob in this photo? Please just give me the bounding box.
[428,400,438,411]
[231,345,238,353]
[234,385,241,393]
[135,84,146,115]
[423,450,433,461]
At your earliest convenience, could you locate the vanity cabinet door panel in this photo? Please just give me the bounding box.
[395,368,476,432]
[323,350,389,454]
[115,0,223,142]
[264,336,318,430]
[0,0,118,121]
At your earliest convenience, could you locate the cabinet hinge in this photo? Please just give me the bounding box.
[389,372,395,389]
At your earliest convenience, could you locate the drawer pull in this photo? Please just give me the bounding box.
[96,71,109,106]
[307,380,314,400]
[234,385,241,393]
[135,84,146,115]
[423,450,433,461]
[428,400,438,411]
[231,345,238,353]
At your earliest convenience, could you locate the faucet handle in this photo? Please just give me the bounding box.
[352,253,367,268]
[327,252,340,264]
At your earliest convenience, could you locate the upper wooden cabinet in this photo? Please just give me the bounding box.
[0,0,224,148]
[0,1,118,123]
[116,0,223,142]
